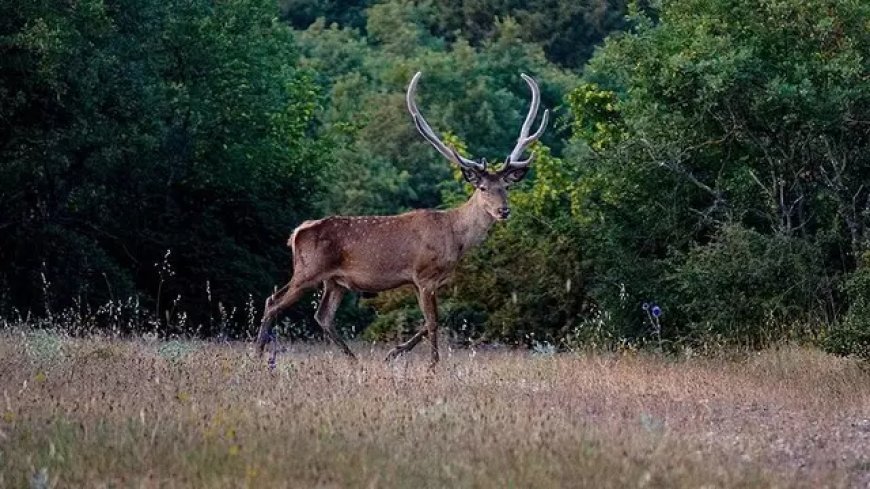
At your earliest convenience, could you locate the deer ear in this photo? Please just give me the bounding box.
[501,166,529,183]
[461,167,484,187]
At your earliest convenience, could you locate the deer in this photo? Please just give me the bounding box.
[255,71,548,367]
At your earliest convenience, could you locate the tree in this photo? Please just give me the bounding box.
[0,0,327,335]
[426,0,629,68]
[565,0,870,345]
[294,6,577,216]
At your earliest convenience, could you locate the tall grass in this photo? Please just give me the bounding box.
[1,330,868,488]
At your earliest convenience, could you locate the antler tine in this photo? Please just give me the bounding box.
[518,74,541,139]
[407,72,484,171]
[506,73,549,169]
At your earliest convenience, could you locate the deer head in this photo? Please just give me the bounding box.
[406,72,549,221]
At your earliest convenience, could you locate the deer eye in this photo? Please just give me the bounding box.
[479,185,488,191]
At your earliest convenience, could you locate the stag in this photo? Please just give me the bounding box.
[256,71,548,366]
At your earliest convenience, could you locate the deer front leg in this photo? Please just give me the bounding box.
[418,287,439,367]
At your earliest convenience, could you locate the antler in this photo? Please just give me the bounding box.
[504,73,549,170]
[407,72,485,171]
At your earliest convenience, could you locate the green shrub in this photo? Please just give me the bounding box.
[362,298,487,344]
[671,225,827,346]
[823,267,870,359]
[363,307,423,342]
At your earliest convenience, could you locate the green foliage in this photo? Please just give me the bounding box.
[824,266,870,359]
[364,304,423,342]
[279,0,371,30]
[559,0,870,349]
[824,324,870,361]
[566,83,625,151]
[4,0,869,353]
[450,147,588,344]
[425,0,629,68]
[671,225,826,346]
[294,4,578,215]
[0,0,327,334]
[278,0,628,69]
[362,291,488,344]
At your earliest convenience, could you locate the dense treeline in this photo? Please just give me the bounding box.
[570,0,870,353]
[0,0,326,334]
[1,0,868,356]
[278,0,629,68]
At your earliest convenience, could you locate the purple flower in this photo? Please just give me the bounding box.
[642,303,650,311]
[651,305,662,318]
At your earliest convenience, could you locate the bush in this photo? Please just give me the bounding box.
[362,290,488,345]
[823,267,870,359]
[671,225,828,346]
[0,0,326,336]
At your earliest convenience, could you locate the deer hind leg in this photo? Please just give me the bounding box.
[315,279,355,360]
[384,328,428,362]
[255,280,307,356]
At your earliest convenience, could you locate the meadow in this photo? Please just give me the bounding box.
[3,1,869,487]
[1,331,868,488]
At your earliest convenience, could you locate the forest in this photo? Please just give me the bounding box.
[2,0,869,358]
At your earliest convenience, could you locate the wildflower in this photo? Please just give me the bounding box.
[642,301,664,349]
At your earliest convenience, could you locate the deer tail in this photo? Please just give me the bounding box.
[287,219,322,256]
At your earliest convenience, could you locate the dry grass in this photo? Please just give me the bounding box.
[1,332,869,488]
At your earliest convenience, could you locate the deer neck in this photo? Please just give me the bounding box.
[449,190,497,254]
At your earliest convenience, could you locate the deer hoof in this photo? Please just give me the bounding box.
[254,333,273,358]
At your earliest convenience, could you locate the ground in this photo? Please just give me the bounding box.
[1,332,868,488]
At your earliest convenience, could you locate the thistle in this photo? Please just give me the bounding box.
[642,302,663,349]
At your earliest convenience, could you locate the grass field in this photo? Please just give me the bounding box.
[1,331,869,488]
